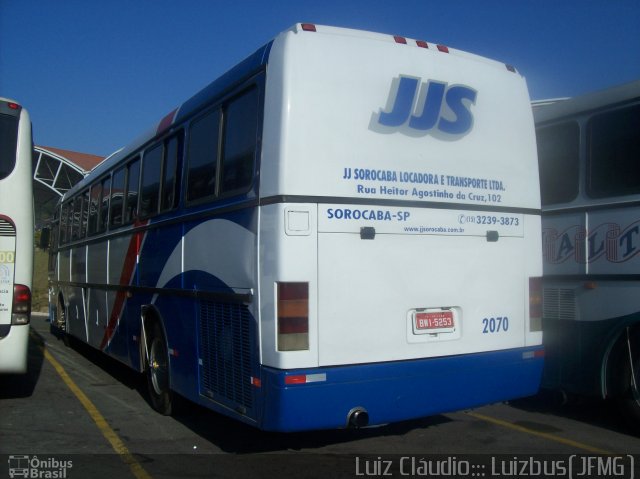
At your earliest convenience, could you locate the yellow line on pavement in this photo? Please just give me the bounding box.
[43,347,153,479]
[465,410,613,455]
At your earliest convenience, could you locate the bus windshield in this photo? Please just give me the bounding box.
[0,112,19,179]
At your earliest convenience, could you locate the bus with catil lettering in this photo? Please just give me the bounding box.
[534,80,640,422]
[0,98,33,374]
[46,24,543,431]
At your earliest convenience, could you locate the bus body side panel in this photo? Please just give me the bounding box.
[172,208,260,421]
[542,292,640,396]
[99,206,262,423]
[65,246,88,342]
[86,241,109,349]
[542,207,640,396]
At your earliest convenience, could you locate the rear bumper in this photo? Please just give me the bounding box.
[0,324,29,373]
[260,346,544,432]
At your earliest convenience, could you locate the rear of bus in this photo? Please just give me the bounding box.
[256,25,543,431]
[0,98,33,374]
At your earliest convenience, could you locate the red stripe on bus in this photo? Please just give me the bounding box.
[99,221,148,350]
[157,108,178,135]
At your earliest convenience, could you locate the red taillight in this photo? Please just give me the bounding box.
[277,282,309,351]
[437,44,449,53]
[8,102,19,110]
[12,284,31,325]
[416,40,429,49]
[285,375,307,385]
[301,23,316,32]
[394,35,407,44]
[284,373,327,385]
[529,277,542,332]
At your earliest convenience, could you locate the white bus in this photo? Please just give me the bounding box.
[534,80,640,421]
[47,24,543,431]
[0,98,33,374]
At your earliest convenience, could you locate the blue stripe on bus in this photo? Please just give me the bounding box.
[259,347,544,432]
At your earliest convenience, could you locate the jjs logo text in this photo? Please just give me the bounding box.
[375,76,477,135]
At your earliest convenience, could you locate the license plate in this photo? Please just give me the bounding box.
[413,310,455,334]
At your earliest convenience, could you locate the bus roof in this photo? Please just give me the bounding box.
[68,23,525,199]
[533,79,640,125]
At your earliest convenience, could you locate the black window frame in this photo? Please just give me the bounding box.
[586,103,640,199]
[124,157,141,225]
[186,108,222,205]
[536,121,581,206]
[185,82,261,206]
[59,201,70,245]
[70,195,83,241]
[138,131,184,219]
[87,181,102,237]
[161,133,183,213]
[139,143,164,219]
[97,175,112,234]
[219,86,260,197]
[110,166,126,228]
[0,112,19,180]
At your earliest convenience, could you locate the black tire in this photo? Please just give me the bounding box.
[617,329,640,425]
[56,296,72,347]
[146,321,173,415]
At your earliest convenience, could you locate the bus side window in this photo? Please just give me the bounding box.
[536,122,579,206]
[71,196,83,241]
[98,176,111,233]
[110,167,125,228]
[59,202,69,244]
[220,87,258,195]
[80,189,89,238]
[187,109,220,203]
[587,104,640,198]
[125,158,140,224]
[161,134,182,212]
[140,144,163,218]
[87,182,101,235]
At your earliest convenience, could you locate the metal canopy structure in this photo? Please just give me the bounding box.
[33,146,86,196]
[33,146,103,227]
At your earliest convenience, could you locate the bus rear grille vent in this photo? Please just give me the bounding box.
[543,288,576,321]
[0,219,16,237]
[198,300,253,410]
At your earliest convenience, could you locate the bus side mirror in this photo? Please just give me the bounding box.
[39,227,50,250]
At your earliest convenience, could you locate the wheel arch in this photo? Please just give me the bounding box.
[139,304,168,372]
[602,320,640,398]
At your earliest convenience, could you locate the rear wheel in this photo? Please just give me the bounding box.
[54,296,72,347]
[618,328,640,424]
[146,321,173,415]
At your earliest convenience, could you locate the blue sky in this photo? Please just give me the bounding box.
[1,0,639,157]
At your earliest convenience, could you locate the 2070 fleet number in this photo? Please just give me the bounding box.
[482,316,509,333]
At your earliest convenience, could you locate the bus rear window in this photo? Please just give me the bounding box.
[0,113,18,180]
[187,109,220,203]
[587,104,640,199]
[536,122,580,206]
[220,87,259,195]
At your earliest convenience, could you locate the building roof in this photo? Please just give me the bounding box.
[37,145,104,172]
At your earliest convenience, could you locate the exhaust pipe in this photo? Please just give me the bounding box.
[347,407,369,428]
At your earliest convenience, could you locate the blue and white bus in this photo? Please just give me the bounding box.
[0,98,33,374]
[47,24,543,431]
[535,80,640,421]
